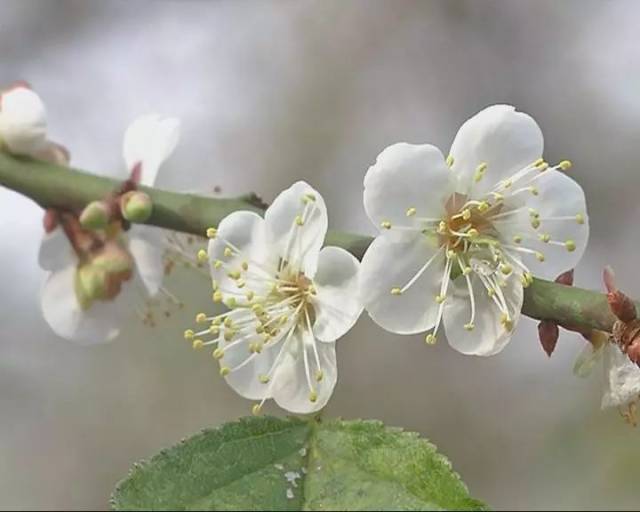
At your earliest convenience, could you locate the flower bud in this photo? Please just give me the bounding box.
[538,320,559,357]
[74,263,108,310]
[607,291,637,323]
[0,85,47,155]
[79,200,110,230]
[554,269,574,286]
[120,191,153,223]
[92,242,134,277]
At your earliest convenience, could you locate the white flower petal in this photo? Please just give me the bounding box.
[573,342,605,378]
[0,86,47,156]
[363,143,454,228]
[265,181,327,278]
[40,265,139,345]
[220,311,282,401]
[449,105,543,197]
[443,270,523,356]
[311,246,362,342]
[496,169,589,280]
[122,114,180,186]
[601,343,640,409]
[128,226,165,296]
[208,210,272,295]
[271,332,337,414]
[38,227,76,271]
[360,231,443,334]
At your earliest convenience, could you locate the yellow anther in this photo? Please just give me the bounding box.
[536,162,549,172]
[529,186,539,196]
[220,367,231,377]
[304,192,316,202]
[575,213,585,225]
[212,290,223,303]
[513,235,523,244]
[558,160,572,171]
[425,333,437,345]
[223,317,233,328]
[251,403,262,415]
[446,249,456,259]
[197,249,208,263]
[391,287,402,296]
[254,342,263,354]
[236,279,246,289]
[520,274,531,288]
[462,208,471,221]
[435,294,446,304]
[476,162,488,173]
[184,329,195,340]
[211,317,222,326]
[539,233,551,243]
[279,315,288,326]
[192,339,204,350]
[252,304,264,315]
[492,192,504,202]
[196,313,207,323]
[309,390,318,403]
[225,297,237,308]
[227,270,241,280]
[500,314,513,331]
[295,215,304,226]
[256,324,265,334]
[467,228,479,238]
[209,325,220,336]
[315,369,324,382]
[501,179,513,189]
[438,220,447,234]
[224,247,233,258]
[464,323,475,331]
[248,343,257,354]
[211,279,219,291]
[531,218,541,229]
[487,289,495,298]
[529,208,540,218]
[533,158,545,167]
[241,261,249,271]
[213,260,223,269]
[213,348,224,359]
[380,220,392,230]
[565,240,576,252]
[224,329,236,342]
[262,332,272,343]
[446,154,455,167]
[206,227,218,238]
[406,207,417,217]
[477,201,490,213]
[462,266,472,276]
[246,290,255,302]
[535,251,545,262]
[500,264,513,275]
[259,375,270,384]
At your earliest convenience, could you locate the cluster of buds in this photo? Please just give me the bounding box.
[603,266,640,366]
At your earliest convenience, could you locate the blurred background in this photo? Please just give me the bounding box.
[1,0,639,509]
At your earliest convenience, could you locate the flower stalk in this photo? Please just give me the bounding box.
[0,151,635,335]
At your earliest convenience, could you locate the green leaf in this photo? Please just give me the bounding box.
[112,416,486,511]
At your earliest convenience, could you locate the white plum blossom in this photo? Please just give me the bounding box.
[187,181,362,414]
[574,338,640,421]
[0,83,67,163]
[360,105,589,356]
[39,115,181,344]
